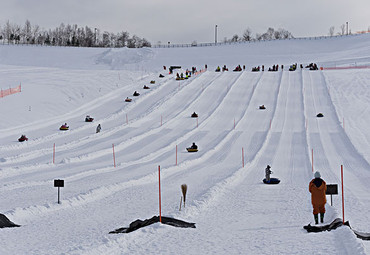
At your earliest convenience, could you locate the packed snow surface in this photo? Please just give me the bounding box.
[1,34,370,255]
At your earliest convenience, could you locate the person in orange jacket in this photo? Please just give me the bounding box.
[309,171,327,224]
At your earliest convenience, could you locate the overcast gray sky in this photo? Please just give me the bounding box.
[1,0,369,44]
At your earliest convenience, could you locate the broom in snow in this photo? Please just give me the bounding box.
[179,184,188,211]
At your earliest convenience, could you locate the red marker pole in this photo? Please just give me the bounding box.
[158,165,162,223]
[53,143,55,164]
[112,144,116,167]
[311,148,314,172]
[341,165,345,223]
[343,118,345,131]
[242,147,244,168]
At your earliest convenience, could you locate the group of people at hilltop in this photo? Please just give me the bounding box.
[213,62,318,72]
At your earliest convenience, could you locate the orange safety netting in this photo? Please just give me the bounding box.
[0,84,21,98]
[321,66,370,71]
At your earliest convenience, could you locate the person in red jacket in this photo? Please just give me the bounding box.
[309,171,327,224]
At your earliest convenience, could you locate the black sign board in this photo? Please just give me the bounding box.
[54,179,64,187]
[326,184,338,195]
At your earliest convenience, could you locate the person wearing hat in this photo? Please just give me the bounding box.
[309,171,327,224]
[265,165,272,182]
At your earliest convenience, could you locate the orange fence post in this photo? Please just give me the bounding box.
[112,144,116,167]
[341,165,345,223]
[311,148,314,172]
[158,165,162,223]
[242,147,244,168]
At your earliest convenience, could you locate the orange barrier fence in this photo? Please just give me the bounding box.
[320,66,370,71]
[0,84,21,98]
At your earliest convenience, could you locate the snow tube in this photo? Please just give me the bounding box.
[18,136,28,142]
[133,92,140,96]
[85,117,94,122]
[186,148,198,152]
[191,113,198,118]
[259,105,266,110]
[150,80,155,84]
[143,86,150,89]
[316,113,324,117]
[0,214,20,228]
[263,178,280,184]
[60,125,69,131]
[125,98,132,102]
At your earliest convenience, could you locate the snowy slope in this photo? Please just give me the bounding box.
[1,34,370,255]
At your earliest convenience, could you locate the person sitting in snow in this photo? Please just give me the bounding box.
[265,165,272,182]
[309,171,327,224]
[190,142,198,150]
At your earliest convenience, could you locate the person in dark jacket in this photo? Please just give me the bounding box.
[96,124,101,133]
[265,165,272,182]
[309,171,327,224]
[191,142,198,150]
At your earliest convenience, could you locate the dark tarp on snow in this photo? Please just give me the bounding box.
[0,214,20,228]
[303,218,346,233]
[304,218,370,241]
[109,215,196,234]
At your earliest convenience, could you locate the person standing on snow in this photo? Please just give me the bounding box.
[265,165,272,182]
[309,171,327,224]
[96,124,101,133]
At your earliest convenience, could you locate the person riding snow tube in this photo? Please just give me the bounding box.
[125,97,132,102]
[133,91,140,96]
[259,105,266,110]
[186,142,198,152]
[143,85,150,89]
[85,115,94,122]
[191,112,198,118]
[18,135,28,142]
[60,123,69,130]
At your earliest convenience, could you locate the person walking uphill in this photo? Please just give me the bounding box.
[309,171,327,224]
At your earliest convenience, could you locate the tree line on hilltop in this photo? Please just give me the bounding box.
[0,20,151,48]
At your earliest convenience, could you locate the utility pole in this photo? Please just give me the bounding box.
[215,25,218,44]
[95,28,97,46]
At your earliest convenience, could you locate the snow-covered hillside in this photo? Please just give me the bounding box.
[1,34,370,255]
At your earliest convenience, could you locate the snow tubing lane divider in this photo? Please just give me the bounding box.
[109,216,196,234]
[0,214,20,228]
[303,218,370,241]
[263,178,280,184]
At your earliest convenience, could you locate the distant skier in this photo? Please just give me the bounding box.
[309,171,327,224]
[265,165,272,182]
[96,124,101,133]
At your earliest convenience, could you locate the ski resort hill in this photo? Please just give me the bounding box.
[1,33,370,254]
